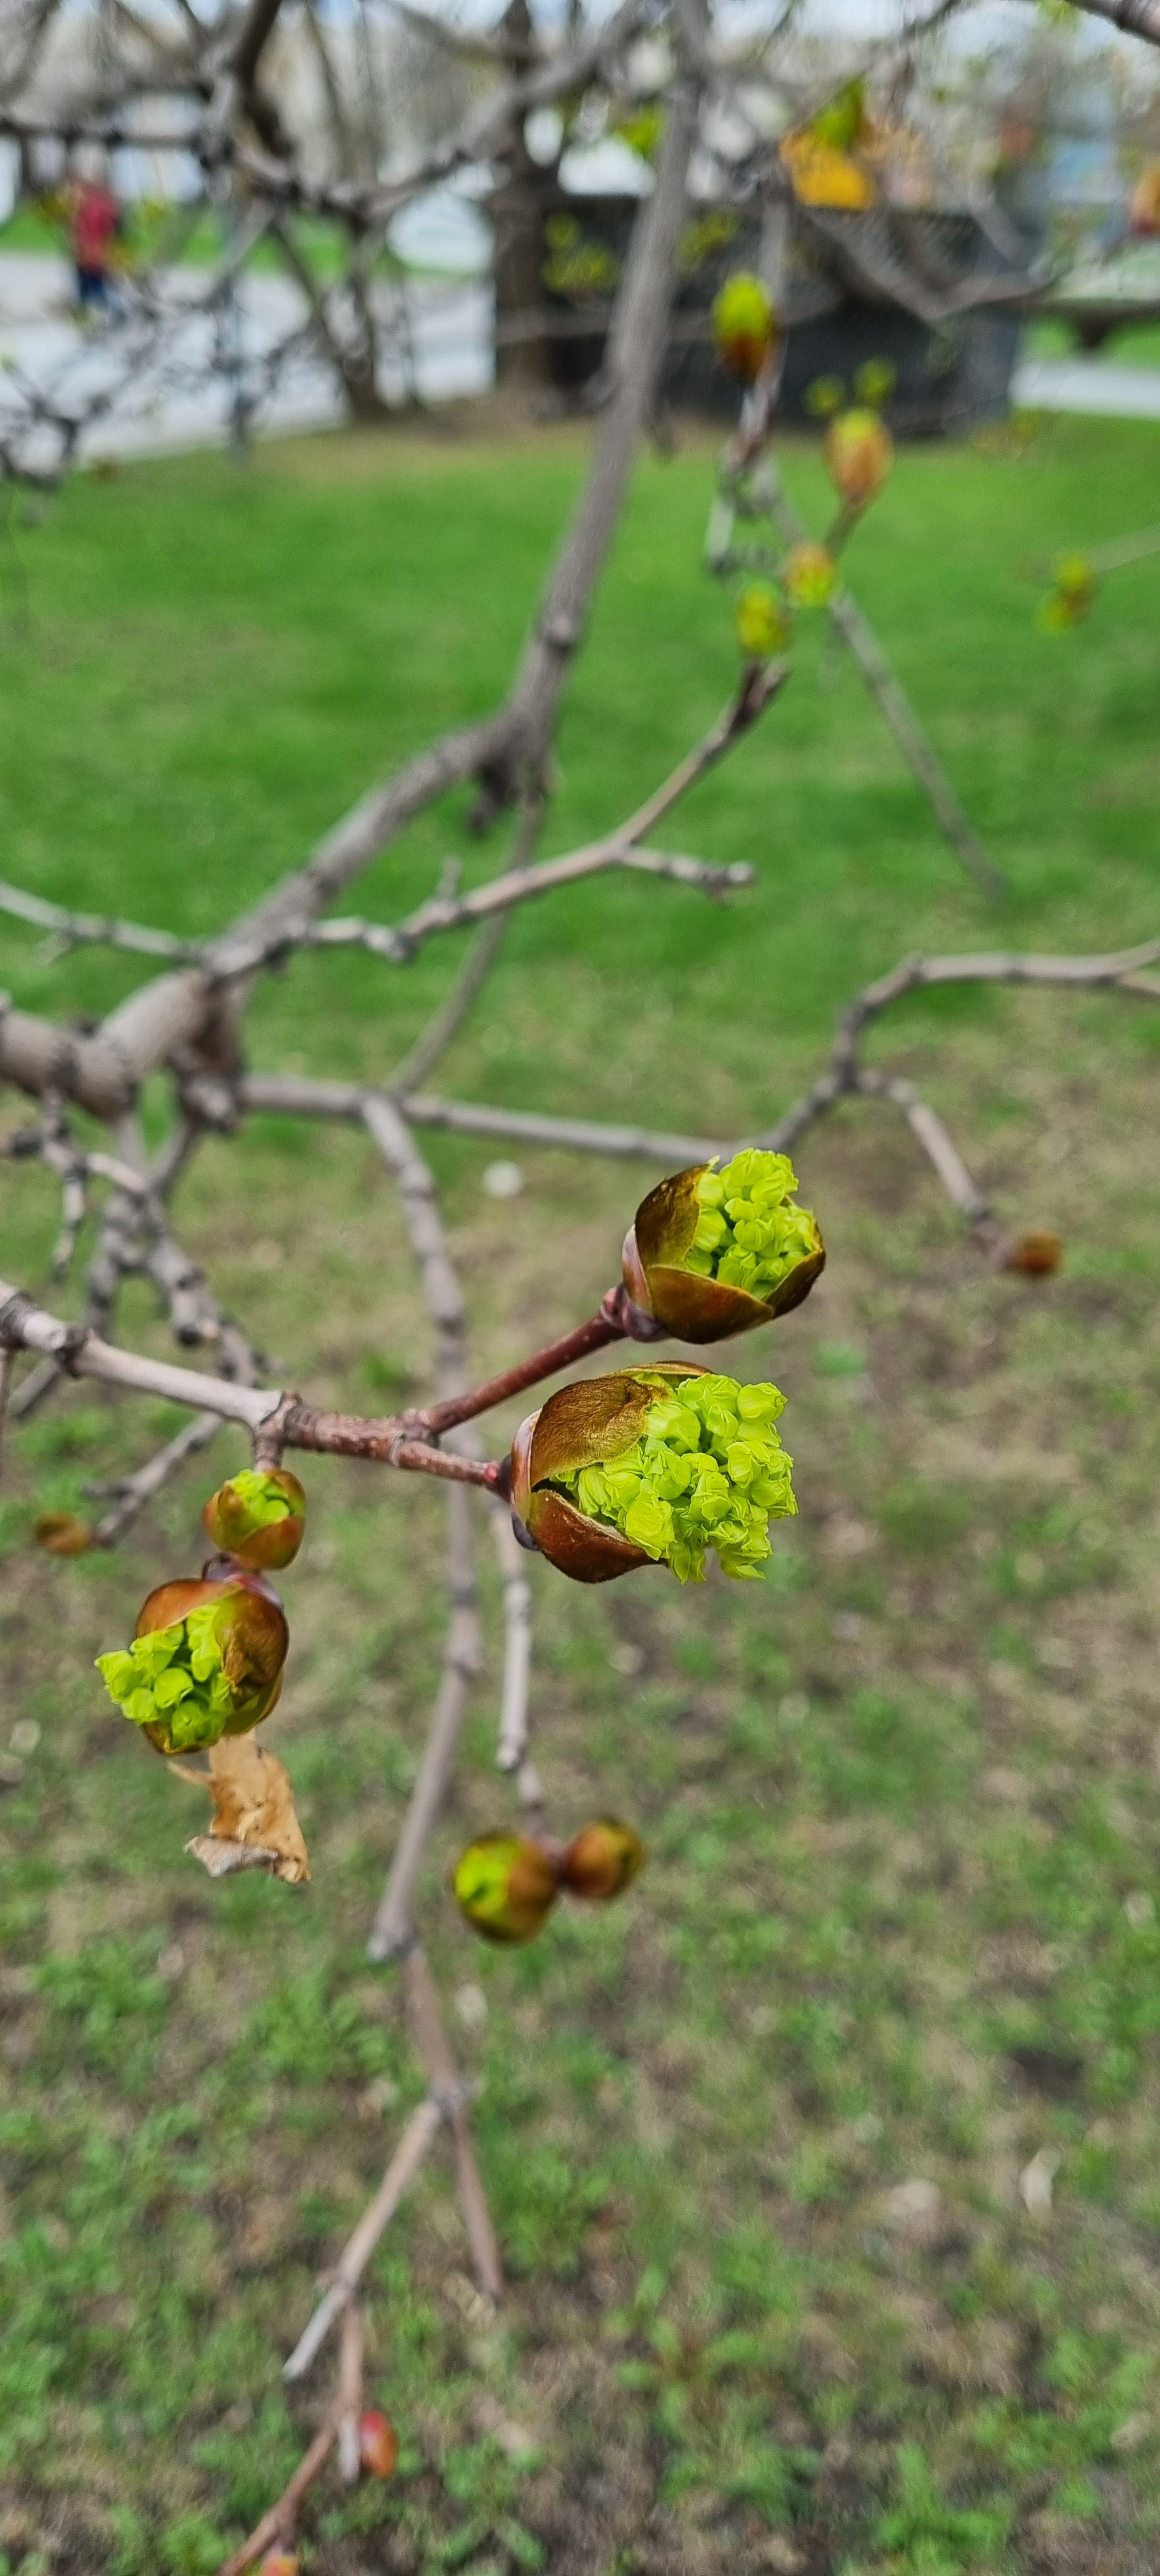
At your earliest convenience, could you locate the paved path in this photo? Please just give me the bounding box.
[4,250,1160,468]
[0,250,492,469]
[1012,354,1160,420]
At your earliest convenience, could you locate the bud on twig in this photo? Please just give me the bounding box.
[734,583,791,661]
[452,1832,559,1943]
[622,1150,823,1342]
[560,1819,645,1901]
[1039,555,1097,632]
[203,1466,306,1569]
[711,273,779,385]
[782,542,837,609]
[96,1574,288,1755]
[1004,1230,1063,1276]
[510,1361,797,1586]
[358,2410,399,2477]
[34,1510,93,1556]
[823,408,894,510]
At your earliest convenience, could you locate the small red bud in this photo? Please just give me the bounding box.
[1005,1230,1063,1276]
[359,2409,399,2478]
[259,2553,299,2575]
[560,1820,646,1902]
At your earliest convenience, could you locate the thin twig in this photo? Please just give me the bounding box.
[283,2097,445,2382]
[218,2418,339,2575]
[337,2301,364,2487]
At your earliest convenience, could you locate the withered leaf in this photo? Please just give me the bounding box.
[185,1733,310,1886]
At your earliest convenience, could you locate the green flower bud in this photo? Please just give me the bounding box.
[96,1574,288,1756]
[853,356,896,408]
[452,1832,559,1943]
[1039,554,1096,631]
[824,407,894,507]
[510,1363,796,1587]
[734,582,791,661]
[622,1149,825,1342]
[202,1466,306,1570]
[782,540,837,609]
[712,273,777,385]
[560,1818,645,1901]
[804,374,845,419]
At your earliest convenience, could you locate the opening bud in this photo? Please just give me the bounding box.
[202,1466,306,1570]
[734,582,791,661]
[511,1362,797,1586]
[782,541,837,609]
[622,1149,824,1343]
[560,1819,645,1901]
[96,1574,288,1756]
[823,408,894,509]
[452,1832,559,1943]
[359,2409,399,2478]
[711,273,778,385]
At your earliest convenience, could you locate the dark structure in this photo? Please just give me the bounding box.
[527,189,1041,434]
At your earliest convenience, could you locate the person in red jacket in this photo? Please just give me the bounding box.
[68,158,121,313]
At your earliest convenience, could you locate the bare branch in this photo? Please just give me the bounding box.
[337,2301,364,2487]
[241,1075,725,1165]
[283,2096,445,2382]
[89,1411,222,1549]
[1065,0,1160,44]
[218,2418,339,2576]
[492,1501,533,1777]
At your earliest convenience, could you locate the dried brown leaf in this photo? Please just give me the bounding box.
[185,1735,310,1885]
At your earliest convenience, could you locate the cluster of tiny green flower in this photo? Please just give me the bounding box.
[96,1607,232,1751]
[560,1372,795,1581]
[685,1149,816,1298]
[223,1468,297,1529]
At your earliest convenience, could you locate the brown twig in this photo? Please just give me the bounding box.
[283,2096,445,2382]
[240,1075,724,1167]
[218,2418,338,2573]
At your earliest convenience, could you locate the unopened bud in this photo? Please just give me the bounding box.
[202,1466,306,1570]
[734,582,791,661]
[853,357,896,408]
[511,1361,797,1587]
[782,540,837,608]
[1039,555,1096,631]
[1005,1230,1063,1276]
[824,408,894,508]
[259,2554,298,2576]
[712,273,778,385]
[622,1150,824,1343]
[34,1510,93,1556]
[359,2409,399,2478]
[804,374,844,419]
[561,1819,645,1901]
[452,1832,559,1943]
[96,1574,288,1756]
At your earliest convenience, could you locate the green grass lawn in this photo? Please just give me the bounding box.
[2,407,1160,2576]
